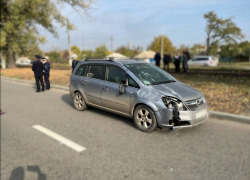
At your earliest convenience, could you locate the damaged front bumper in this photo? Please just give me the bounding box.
[156,103,209,130]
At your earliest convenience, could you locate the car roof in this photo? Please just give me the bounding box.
[193,55,211,58]
[79,59,147,66]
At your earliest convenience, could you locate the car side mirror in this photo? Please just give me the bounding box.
[119,83,125,94]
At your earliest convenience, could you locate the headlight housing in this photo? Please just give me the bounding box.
[202,95,206,103]
[162,96,186,111]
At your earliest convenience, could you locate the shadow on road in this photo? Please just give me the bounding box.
[61,94,136,129]
[9,166,46,180]
[9,167,24,180]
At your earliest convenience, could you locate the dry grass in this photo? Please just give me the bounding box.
[1,68,71,86]
[1,68,250,116]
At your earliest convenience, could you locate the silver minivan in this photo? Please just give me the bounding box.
[69,58,208,132]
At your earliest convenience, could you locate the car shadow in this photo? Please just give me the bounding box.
[9,166,46,180]
[61,94,136,129]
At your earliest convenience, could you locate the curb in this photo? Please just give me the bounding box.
[209,111,250,125]
[2,76,250,124]
[1,76,68,91]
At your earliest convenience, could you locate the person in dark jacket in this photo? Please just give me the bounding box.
[182,51,189,73]
[154,51,161,67]
[163,51,171,72]
[172,52,182,72]
[32,55,45,92]
[185,48,191,60]
[72,57,77,73]
[42,58,50,90]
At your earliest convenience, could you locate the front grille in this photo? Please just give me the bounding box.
[185,97,204,110]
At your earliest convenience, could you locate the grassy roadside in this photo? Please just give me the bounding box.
[1,68,250,116]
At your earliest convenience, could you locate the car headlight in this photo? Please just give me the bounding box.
[202,95,206,103]
[162,96,185,111]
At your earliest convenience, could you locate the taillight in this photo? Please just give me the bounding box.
[210,60,213,65]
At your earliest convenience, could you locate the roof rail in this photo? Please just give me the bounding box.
[85,57,114,61]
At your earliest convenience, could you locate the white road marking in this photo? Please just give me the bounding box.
[32,125,86,152]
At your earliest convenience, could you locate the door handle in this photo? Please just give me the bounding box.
[103,87,108,91]
[82,81,86,85]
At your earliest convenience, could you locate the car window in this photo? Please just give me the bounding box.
[196,58,209,61]
[125,63,175,85]
[75,64,86,76]
[128,76,139,88]
[87,65,104,80]
[106,66,126,84]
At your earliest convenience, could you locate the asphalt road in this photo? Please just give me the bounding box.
[1,79,250,180]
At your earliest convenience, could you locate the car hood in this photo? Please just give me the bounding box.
[150,82,202,101]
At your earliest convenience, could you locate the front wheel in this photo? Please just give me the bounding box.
[74,92,87,111]
[133,105,158,132]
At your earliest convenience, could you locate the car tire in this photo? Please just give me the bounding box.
[133,105,158,132]
[74,92,87,111]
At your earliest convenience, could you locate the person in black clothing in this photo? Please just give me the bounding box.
[185,48,191,60]
[163,51,171,72]
[72,57,77,73]
[154,51,161,67]
[32,55,45,92]
[173,52,181,72]
[42,58,50,90]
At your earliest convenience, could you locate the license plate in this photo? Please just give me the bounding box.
[196,109,207,119]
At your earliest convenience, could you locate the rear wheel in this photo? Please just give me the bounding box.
[74,92,87,111]
[133,105,157,132]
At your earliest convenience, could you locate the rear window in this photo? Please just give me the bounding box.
[196,58,209,61]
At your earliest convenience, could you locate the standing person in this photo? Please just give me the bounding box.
[154,51,161,67]
[163,51,171,72]
[32,55,45,92]
[172,52,181,72]
[182,51,188,73]
[185,48,191,60]
[42,58,50,90]
[71,57,76,73]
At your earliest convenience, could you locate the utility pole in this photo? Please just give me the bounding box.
[110,36,113,52]
[67,19,71,66]
[161,35,164,59]
[127,39,130,50]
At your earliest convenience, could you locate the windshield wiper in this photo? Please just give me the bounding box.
[152,80,176,85]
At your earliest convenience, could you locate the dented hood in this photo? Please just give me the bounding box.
[150,82,202,101]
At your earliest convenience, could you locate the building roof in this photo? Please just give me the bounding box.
[106,52,129,59]
[134,50,156,59]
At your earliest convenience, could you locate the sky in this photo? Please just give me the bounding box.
[39,0,250,52]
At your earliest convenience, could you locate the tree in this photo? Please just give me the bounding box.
[220,41,250,61]
[1,0,94,68]
[204,11,244,55]
[71,45,81,57]
[177,44,186,54]
[46,51,66,63]
[82,50,93,58]
[115,45,143,57]
[93,45,108,58]
[148,35,175,55]
[22,46,43,60]
[190,44,207,55]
